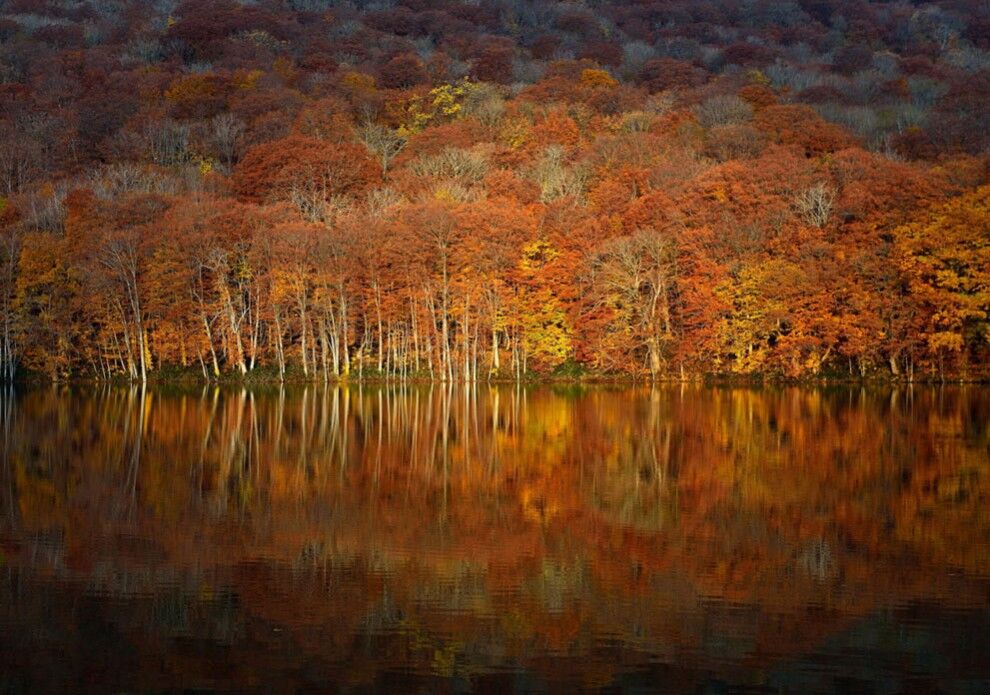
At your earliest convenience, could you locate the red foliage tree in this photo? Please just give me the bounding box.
[233,136,381,206]
[377,52,430,89]
[754,104,856,157]
[638,58,707,92]
[471,41,514,84]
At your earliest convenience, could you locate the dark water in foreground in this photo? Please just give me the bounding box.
[0,385,988,693]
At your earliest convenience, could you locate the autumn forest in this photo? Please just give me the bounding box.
[1,0,989,383]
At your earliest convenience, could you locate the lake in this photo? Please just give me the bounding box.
[1,384,988,693]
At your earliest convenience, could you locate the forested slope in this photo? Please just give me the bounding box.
[0,0,988,381]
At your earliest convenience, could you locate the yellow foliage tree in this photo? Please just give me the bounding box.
[513,240,573,373]
[894,185,990,372]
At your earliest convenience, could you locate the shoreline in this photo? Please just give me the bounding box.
[6,372,990,388]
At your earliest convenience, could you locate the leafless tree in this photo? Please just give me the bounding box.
[532,146,587,203]
[357,122,406,172]
[411,147,488,182]
[365,187,404,218]
[0,133,43,194]
[145,118,190,166]
[25,183,68,234]
[692,94,753,129]
[461,83,506,128]
[795,182,836,228]
[0,223,21,381]
[589,229,677,377]
[98,229,148,382]
[89,163,180,200]
[210,113,245,167]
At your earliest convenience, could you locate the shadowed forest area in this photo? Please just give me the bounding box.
[0,0,988,383]
[1,384,989,689]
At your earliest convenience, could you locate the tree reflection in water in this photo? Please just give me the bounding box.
[0,384,988,691]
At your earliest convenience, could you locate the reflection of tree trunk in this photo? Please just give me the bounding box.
[120,384,147,519]
[340,387,350,473]
[248,391,260,483]
[440,382,451,524]
[198,386,219,502]
[1,386,18,526]
[489,387,500,476]
[274,386,285,452]
[216,389,247,511]
[299,387,309,470]
[462,383,470,472]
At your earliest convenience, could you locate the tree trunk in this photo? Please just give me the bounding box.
[298,290,309,378]
[218,282,246,375]
[273,308,286,381]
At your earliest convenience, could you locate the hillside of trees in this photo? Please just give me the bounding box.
[0,0,988,382]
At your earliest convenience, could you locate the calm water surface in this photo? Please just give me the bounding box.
[1,385,989,693]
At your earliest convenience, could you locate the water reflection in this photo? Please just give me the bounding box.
[1,384,989,692]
